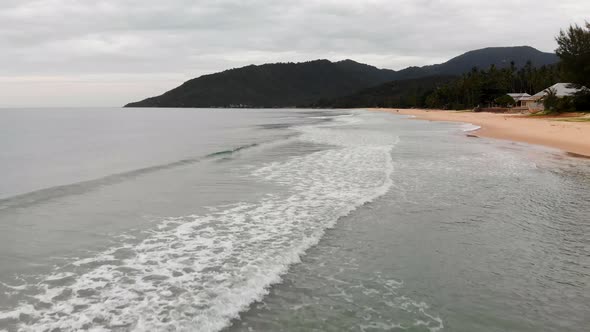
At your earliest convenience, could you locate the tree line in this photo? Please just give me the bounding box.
[324,21,590,112]
[428,21,590,112]
[424,62,560,110]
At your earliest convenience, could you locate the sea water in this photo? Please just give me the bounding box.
[0,108,588,331]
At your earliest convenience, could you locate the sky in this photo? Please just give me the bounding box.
[0,0,588,107]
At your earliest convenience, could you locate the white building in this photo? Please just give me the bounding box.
[506,93,531,107]
[522,83,588,111]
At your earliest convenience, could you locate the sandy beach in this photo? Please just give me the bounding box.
[372,108,590,157]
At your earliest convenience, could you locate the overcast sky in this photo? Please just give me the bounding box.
[0,0,588,107]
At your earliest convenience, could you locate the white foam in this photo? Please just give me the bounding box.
[3,113,399,331]
[325,272,442,332]
[0,281,27,291]
[308,114,355,120]
[461,123,482,132]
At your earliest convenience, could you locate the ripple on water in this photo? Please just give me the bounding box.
[1,114,406,332]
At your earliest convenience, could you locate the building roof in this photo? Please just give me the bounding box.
[507,93,531,101]
[530,83,588,99]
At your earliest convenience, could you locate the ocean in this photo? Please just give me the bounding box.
[0,108,588,332]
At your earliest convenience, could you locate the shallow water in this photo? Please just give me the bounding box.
[0,108,588,331]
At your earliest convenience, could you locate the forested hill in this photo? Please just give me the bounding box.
[311,75,457,109]
[125,46,558,108]
[320,61,561,110]
[125,60,398,108]
[390,46,558,80]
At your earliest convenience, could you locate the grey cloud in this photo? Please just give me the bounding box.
[0,0,587,106]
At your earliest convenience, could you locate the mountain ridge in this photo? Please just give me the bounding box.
[392,46,558,79]
[125,46,558,108]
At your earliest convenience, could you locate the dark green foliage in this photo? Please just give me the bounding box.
[125,60,399,108]
[495,95,516,107]
[312,76,456,108]
[542,88,560,112]
[541,91,576,114]
[390,46,558,80]
[556,22,590,88]
[572,90,590,111]
[125,47,559,108]
[556,96,576,113]
[555,22,590,112]
[421,63,561,110]
[320,62,560,110]
[416,46,558,77]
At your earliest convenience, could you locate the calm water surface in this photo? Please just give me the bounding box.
[0,108,588,331]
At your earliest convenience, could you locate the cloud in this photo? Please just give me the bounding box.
[0,0,587,106]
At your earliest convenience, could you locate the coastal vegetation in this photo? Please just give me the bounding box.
[317,62,560,109]
[424,63,560,110]
[554,21,590,112]
[323,22,589,112]
[556,22,590,88]
[494,95,516,107]
[125,60,399,108]
[125,22,588,112]
[311,76,456,109]
[126,47,558,108]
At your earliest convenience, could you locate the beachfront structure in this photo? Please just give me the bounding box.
[522,83,588,111]
[506,93,531,107]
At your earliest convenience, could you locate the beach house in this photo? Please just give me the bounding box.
[506,93,531,107]
[521,83,588,111]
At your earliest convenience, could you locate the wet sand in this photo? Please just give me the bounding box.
[372,108,590,157]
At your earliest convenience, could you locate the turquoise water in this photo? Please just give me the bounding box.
[0,108,588,331]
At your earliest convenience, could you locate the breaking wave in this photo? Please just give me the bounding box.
[1,114,398,331]
[0,140,290,211]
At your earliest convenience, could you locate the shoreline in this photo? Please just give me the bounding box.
[370,108,590,157]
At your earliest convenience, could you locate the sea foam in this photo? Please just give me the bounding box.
[461,123,482,132]
[2,113,398,332]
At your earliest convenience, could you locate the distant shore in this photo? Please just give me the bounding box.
[370,108,590,157]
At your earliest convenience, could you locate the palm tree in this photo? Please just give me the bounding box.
[542,87,559,112]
